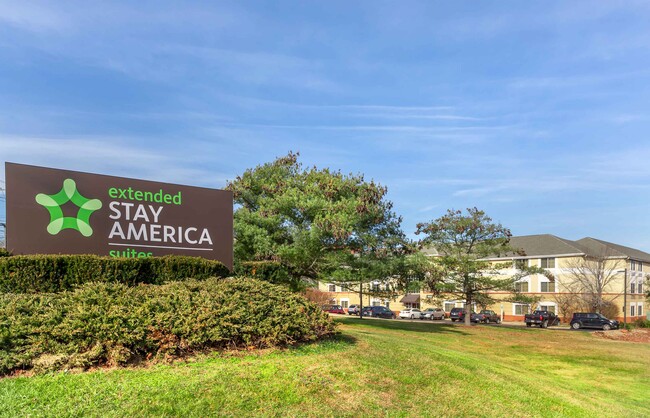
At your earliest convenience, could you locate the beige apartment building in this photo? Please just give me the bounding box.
[318,234,649,322]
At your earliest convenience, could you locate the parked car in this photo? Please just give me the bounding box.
[361,306,396,319]
[450,307,472,322]
[322,304,345,314]
[524,310,561,328]
[421,308,446,320]
[399,308,422,319]
[472,310,501,324]
[570,313,619,330]
[347,304,361,315]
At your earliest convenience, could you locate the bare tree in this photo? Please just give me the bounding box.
[553,279,586,322]
[303,288,335,306]
[564,252,625,314]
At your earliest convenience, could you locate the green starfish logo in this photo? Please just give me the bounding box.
[35,179,103,237]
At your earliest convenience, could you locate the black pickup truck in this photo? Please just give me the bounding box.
[524,310,561,328]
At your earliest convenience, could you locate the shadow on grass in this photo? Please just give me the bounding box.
[284,332,358,356]
[333,316,470,336]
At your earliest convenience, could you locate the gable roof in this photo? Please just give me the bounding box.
[576,237,650,263]
[422,233,650,262]
[507,234,587,258]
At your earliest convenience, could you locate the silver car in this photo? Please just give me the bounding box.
[421,308,446,320]
[347,304,361,315]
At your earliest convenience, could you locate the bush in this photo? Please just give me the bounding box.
[237,260,304,291]
[0,277,336,375]
[633,318,650,328]
[0,255,230,293]
[0,248,9,257]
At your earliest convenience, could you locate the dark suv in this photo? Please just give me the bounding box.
[450,307,471,322]
[570,313,619,331]
[361,306,396,319]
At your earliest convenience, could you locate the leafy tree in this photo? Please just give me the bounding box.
[416,208,549,325]
[227,152,409,297]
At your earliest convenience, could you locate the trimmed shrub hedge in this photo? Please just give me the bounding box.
[0,255,230,293]
[0,248,9,258]
[0,277,336,375]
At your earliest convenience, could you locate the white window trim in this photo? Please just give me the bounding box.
[514,277,530,293]
[443,300,457,312]
[339,298,349,308]
[541,281,557,293]
[538,301,557,314]
[540,257,556,269]
[512,303,530,315]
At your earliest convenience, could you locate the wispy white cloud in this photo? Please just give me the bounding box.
[0,2,68,32]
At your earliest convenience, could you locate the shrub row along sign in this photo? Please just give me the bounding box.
[5,162,233,269]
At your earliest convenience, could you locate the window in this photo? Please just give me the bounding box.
[540,305,556,314]
[328,284,336,292]
[639,282,644,294]
[540,281,555,292]
[384,301,390,308]
[514,259,527,270]
[631,282,636,294]
[631,305,636,316]
[371,282,380,292]
[540,258,555,268]
[444,302,455,312]
[340,300,349,309]
[372,300,381,307]
[514,281,529,292]
[638,304,643,317]
[514,304,530,315]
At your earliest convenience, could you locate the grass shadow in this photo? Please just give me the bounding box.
[283,332,358,356]
[333,316,471,336]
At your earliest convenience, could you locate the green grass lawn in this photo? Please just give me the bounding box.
[1,317,648,417]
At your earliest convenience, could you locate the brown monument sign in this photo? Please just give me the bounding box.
[5,162,233,269]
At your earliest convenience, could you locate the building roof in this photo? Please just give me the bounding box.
[400,294,421,304]
[576,237,650,263]
[507,234,588,258]
[421,233,650,262]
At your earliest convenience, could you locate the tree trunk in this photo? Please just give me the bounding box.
[464,296,472,326]
[358,279,364,319]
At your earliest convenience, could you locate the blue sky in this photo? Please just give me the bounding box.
[1,1,650,250]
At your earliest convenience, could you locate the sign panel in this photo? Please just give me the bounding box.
[5,162,233,269]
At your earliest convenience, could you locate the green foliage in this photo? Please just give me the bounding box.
[0,248,10,257]
[0,255,229,293]
[633,318,650,328]
[416,208,550,323]
[0,277,336,375]
[237,260,300,291]
[227,152,409,291]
